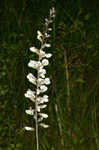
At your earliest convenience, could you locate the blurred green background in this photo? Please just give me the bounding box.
[0,0,99,149]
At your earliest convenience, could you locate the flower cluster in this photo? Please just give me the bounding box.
[24,7,55,131]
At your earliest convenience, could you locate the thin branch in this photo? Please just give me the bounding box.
[62,46,70,110]
[55,104,65,150]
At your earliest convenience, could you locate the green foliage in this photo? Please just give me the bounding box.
[0,0,98,149]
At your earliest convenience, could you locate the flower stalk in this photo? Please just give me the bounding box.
[24,7,55,150]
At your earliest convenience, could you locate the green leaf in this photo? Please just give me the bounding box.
[73,137,78,145]
[75,78,85,83]
[7,148,12,150]
[85,14,90,20]
[10,144,15,148]
[16,143,22,148]
[80,138,84,144]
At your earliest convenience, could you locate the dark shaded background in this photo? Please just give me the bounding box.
[0,0,99,149]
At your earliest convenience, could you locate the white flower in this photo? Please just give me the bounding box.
[25,108,34,115]
[36,85,47,95]
[38,117,44,122]
[37,88,41,95]
[39,123,49,128]
[37,107,40,112]
[43,95,49,102]
[45,43,51,47]
[45,18,49,23]
[39,73,45,78]
[29,47,52,60]
[38,78,44,85]
[37,30,43,37]
[45,78,50,85]
[37,36,43,43]
[37,30,43,42]
[27,73,36,85]
[45,33,50,38]
[41,43,50,49]
[25,126,34,131]
[37,87,47,95]
[48,28,52,31]
[24,89,35,101]
[39,50,52,60]
[42,59,49,66]
[37,105,47,112]
[40,50,45,55]
[37,78,50,86]
[45,53,52,58]
[37,97,43,104]
[30,47,39,54]
[43,95,48,99]
[39,43,51,49]
[28,60,41,69]
[39,50,45,59]
[38,67,46,78]
[37,95,49,104]
[50,7,55,17]
[39,113,48,118]
[39,104,47,109]
[40,85,48,92]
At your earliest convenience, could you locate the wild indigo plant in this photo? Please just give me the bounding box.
[24,7,55,150]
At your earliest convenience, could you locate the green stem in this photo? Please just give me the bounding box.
[63,46,70,110]
[55,104,65,150]
[35,109,39,150]
[35,63,40,150]
[35,82,39,150]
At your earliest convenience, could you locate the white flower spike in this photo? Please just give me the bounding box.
[24,7,55,150]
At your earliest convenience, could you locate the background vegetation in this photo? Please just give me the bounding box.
[0,0,99,149]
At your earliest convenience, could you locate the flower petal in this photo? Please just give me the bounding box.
[37,30,43,42]
[38,68,46,78]
[40,85,48,92]
[28,60,42,69]
[37,30,43,37]
[37,78,50,86]
[39,123,49,128]
[25,126,34,131]
[37,105,47,112]
[25,108,34,115]
[45,43,51,47]
[24,89,35,101]
[38,117,44,122]
[45,78,50,85]
[39,113,48,118]
[30,47,39,55]
[42,59,49,66]
[27,73,36,85]
[48,28,52,31]
[37,95,49,104]
[45,53,52,58]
